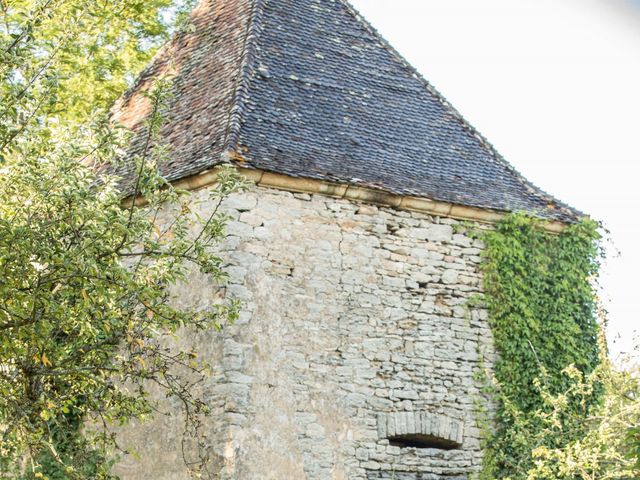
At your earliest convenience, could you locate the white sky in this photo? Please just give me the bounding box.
[349,0,640,362]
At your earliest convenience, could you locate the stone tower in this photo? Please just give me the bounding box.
[111,0,581,478]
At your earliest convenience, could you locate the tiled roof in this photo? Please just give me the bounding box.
[112,0,581,222]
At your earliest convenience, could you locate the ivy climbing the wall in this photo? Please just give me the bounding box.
[479,213,603,479]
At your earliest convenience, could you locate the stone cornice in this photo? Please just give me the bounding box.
[136,166,568,233]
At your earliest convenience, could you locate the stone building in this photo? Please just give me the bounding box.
[111,0,580,478]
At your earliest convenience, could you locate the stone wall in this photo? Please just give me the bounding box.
[114,184,496,480]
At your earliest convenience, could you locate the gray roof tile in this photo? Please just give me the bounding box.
[112,0,581,222]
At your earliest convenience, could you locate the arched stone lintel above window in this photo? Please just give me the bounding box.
[377,412,464,449]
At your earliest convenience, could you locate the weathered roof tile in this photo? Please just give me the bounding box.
[112,0,581,222]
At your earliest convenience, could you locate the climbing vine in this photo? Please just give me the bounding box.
[479,213,603,479]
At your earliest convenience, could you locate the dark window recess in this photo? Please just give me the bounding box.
[366,472,467,480]
[388,434,460,450]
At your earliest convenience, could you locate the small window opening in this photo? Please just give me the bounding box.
[388,434,459,450]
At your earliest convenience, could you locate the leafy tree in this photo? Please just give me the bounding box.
[0,84,245,478]
[0,0,195,153]
[0,0,242,478]
[487,339,640,480]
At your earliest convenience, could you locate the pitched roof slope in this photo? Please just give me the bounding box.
[112,0,581,222]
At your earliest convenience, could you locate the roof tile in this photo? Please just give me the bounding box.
[111,0,581,222]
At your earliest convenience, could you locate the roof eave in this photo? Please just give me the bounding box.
[130,162,576,233]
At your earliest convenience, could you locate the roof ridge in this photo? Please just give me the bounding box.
[223,0,266,155]
[336,0,578,218]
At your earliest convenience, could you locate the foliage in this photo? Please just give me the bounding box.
[0,1,244,478]
[0,85,245,478]
[523,354,640,480]
[479,332,640,480]
[479,213,604,479]
[0,0,195,154]
[0,81,245,478]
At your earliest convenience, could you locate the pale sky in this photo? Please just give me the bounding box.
[350,0,640,362]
